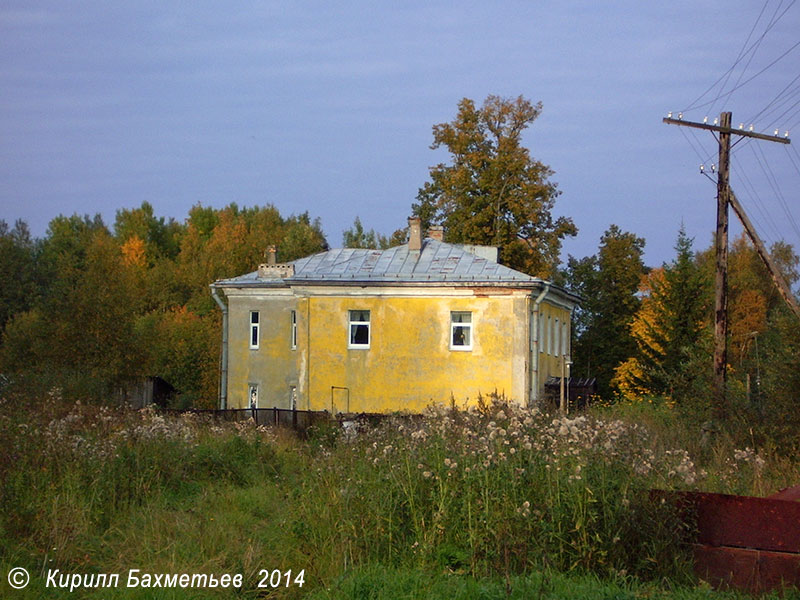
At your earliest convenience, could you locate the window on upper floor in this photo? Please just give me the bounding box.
[349,310,370,348]
[539,314,545,354]
[249,311,260,349]
[547,315,552,355]
[555,317,560,357]
[291,310,297,350]
[450,311,472,350]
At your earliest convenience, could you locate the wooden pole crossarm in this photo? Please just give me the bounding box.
[663,117,791,145]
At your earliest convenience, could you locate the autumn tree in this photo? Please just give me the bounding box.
[68,229,148,391]
[723,234,800,361]
[2,220,146,397]
[613,228,711,402]
[114,201,182,261]
[175,204,325,311]
[413,95,576,277]
[564,225,647,398]
[611,269,667,400]
[134,307,219,408]
[714,234,800,411]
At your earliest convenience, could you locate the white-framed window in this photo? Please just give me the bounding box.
[555,318,560,357]
[348,310,370,349]
[248,383,259,408]
[249,311,260,349]
[291,310,297,350]
[539,314,545,354]
[547,315,552,355]
[450,311,472,350]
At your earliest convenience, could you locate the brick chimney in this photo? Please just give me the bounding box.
[427,225,444,241]
[257,245,295,278]
[408,217,422,252]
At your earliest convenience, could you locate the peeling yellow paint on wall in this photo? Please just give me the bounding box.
[223,287,573,413]
[303,295,519,412]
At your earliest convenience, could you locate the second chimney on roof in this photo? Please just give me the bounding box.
[427,225,444,241]
[266,245,277,265]
[408,216,422,252]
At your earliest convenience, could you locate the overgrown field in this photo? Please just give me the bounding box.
[0,393,798,599]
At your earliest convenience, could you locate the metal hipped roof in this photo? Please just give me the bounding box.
[214,239,553,289]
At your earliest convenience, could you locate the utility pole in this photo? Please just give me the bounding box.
[714,111,731,422]
[664,112,791,422]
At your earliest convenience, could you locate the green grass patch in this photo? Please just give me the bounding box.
[306,565,792,600]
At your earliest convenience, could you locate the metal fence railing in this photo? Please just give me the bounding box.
[159,407,332,432]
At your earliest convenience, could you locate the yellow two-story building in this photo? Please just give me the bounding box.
[210,219,579,413]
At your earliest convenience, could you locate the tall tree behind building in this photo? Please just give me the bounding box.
[413,95,576,278]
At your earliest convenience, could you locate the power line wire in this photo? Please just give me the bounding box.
[768,96,800,130]
[709,39,800,111]
[750,142,800,244]
[713,0,786,115]
[785,145,800,178]
[684,0,772,112]
[684,0,797,113]
[733,155,783,244]
[747,72,800,124]
[678,125,715,167]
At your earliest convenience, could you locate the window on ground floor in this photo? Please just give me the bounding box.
[248,383,258,408]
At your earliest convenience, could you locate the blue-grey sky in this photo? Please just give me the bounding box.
[2,1,799,267]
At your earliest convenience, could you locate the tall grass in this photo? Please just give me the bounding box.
[293,396,700,584]
[0,399,298,596]
[597,397,800,497]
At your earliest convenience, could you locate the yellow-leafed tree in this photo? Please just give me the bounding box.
[613,228,711,402]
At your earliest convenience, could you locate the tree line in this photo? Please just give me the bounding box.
[2,94,800,434]
[562,224,800,413]
[0,205,326,407]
